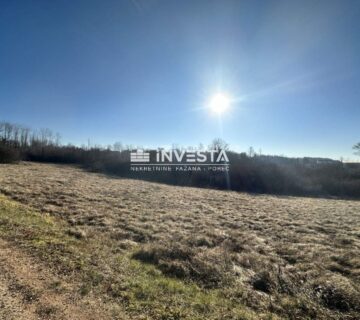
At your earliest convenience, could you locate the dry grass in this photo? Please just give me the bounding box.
[1,162,360,319]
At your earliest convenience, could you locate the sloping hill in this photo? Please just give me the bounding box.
[0,162,359,319]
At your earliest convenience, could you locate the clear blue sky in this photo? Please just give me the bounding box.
[1,0,359,160]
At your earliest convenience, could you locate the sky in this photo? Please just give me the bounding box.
[0,0,359,160]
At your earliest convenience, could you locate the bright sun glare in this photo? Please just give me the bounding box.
[209,93,230,115]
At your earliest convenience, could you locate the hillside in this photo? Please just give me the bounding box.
[0,162,359,319]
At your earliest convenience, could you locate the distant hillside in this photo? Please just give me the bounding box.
[1,121,360,199]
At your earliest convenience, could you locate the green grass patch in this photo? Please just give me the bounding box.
[0,194,278,319]
[112,258,266,319]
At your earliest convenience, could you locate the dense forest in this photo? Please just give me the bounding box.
[1,121,360,199]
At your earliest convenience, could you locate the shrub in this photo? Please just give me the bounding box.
[0,143,21,163]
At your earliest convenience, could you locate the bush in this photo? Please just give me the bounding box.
[0,143,21,163]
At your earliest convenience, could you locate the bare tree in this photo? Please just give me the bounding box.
[354,143,360,156]
[113,141,123,152]
[0,122,5,141]
[39,128,54,146]
[248,146,255,157]
[4,122,13,142]
[30,130,39,147]
[19,126,30,147]
[209,138,229,151]
[12,124,20,144]
[125,144,134,151]
[55,133,61,146]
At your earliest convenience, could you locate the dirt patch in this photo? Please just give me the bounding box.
[0,238,111,320]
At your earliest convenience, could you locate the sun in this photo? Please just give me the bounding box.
[209,93,230,115]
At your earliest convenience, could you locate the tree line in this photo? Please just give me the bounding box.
[1,121,360,199]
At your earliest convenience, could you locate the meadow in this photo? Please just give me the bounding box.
[0,162,359,319]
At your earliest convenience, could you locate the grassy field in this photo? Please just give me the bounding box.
[0,162,359,319]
